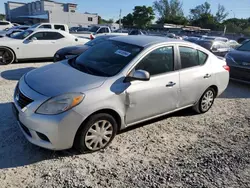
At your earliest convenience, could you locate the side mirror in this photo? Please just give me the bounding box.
[125,70,150,82]
[30,37,37,42]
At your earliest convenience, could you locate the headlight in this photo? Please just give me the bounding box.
[36,93,84,115]
[225,54,237,64]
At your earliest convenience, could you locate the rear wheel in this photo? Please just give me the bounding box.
[193,88,215,114]
[74,113,118,153]
[0,47,15,65]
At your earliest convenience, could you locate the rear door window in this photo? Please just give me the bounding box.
[105,28,109,33]
[98,28,106,33]
[0,22,10,25]
[54,25,65,31]
[30,32,64,40]
[179,46,208,69]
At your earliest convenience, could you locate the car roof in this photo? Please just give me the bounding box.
[110,35,184,47]
[28,28,67,33]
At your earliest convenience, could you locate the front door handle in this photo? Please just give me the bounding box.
[204,74,211,79]
[166,81,176,87]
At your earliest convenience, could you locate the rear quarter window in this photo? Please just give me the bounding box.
[54,25,65,31]
[198,51,208,65]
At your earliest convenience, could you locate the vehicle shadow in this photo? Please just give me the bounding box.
[0,102,77,169]
[1,67,36,80]
[219,80,250,99]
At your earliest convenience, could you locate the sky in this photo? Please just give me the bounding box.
[0,0,250,20]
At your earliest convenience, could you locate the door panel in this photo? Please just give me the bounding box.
[125,45,180,125]
[125,72,180,124]
[178,46,215,107]
[179,63,214,107]
[20,32,68,59]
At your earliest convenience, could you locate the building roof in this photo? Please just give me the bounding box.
[111,35,184,47]
[7,1,26,4]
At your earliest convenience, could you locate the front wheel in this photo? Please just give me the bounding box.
[74,113,118,153]
[0,48,15,65]
[193,88,215,114]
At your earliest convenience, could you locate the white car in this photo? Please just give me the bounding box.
[0,21,14,31]
[0,29,89,65]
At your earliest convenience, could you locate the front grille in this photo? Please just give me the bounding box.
[16,87,33,109]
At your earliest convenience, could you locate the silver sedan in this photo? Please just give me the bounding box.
[13,36,229,153]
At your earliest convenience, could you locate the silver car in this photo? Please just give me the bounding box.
[13,36,229,153]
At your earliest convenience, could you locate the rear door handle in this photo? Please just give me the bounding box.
[204,74,211,79]
[166,81,176,87]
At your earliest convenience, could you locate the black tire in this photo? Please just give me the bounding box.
[74,113,118,153]
[0,47,15,65]
[193,88,215,114]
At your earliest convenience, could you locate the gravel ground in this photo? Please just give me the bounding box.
[1,62,250,188]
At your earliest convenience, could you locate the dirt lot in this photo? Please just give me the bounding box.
[1,62,250,188]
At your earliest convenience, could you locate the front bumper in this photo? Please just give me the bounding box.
[13,77,85,150]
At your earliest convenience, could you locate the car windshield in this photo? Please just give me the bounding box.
[237,40,250,51]
[89,26,100,32]
[71,40,143,77]
[10,30,33,39]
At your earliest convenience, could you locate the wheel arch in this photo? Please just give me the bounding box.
[73,108,123,148]
[209,85,218,97]
[0,46,17,61]
[75,108,122,135]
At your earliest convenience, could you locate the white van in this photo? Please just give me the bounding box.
[30,23,69,33]
[0,21,14,31]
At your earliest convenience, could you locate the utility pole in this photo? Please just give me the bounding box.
[231,10,235,19]
[119,9,122,29]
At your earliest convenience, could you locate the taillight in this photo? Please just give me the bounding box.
[90,34,95,40]
[223,65,230,72]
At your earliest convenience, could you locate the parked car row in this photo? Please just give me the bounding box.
[0,25,30,38]
[12,35,230,153]
[0,28,89,65]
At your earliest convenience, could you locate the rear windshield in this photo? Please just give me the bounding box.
[73,40,143,77]
[10,30,33,39]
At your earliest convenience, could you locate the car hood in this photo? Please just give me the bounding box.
[228,49,250,62]
[0,36,19,43]
[25,61,107,96]
[58,45,89,55]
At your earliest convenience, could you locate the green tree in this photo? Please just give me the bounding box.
[215,4,228,22]
[98,17,114,24]
[98,16,102,24]
[191,13,219,30]
[121,13,134,27]
[189,2,211,20]
[153,0,186,24]
[133,6,155,28]
[0,14,5,20]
